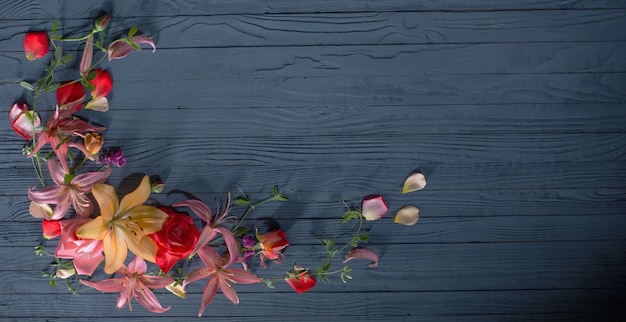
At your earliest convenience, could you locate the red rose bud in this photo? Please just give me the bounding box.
[285,269,316,293]
[89,68,112,99]
[24,31,49,60]
[42,219,62,239]
[151,207,200,274]
[93,15,110,32]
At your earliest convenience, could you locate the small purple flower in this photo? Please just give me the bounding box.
[97,147,126,167]
[242,235,256,260]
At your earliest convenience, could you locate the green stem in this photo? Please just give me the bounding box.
[232,194,282,232]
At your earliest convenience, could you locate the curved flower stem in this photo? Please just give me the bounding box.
[232,190,287,232]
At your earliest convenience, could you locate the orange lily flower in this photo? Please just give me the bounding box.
[76,175,168,274]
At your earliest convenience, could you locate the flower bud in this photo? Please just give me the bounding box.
[84,133,104,155]
[55,267,76,279]
[93,15,110,33]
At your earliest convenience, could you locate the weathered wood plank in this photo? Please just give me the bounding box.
[2,10,626,50]
[3,214,626,246]
[0,0,623,20]
[0,288,624,318]
[2,161,625,195]
[5,186,626,221]
[2,242,625,294]
[6,72,624,110]
[2,103,626,140]
[4,42,626,84]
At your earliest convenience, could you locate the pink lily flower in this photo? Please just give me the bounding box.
[81,256,174,313]
[55,216,104,276]
[173,194,239,265]
[28,158,111,219]
[108,36,156,60]
[183,246,261,317]
[28,106,105,173]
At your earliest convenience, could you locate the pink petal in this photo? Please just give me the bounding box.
[127,256,147,275]
[80,278,125,292]
[46,158,66,185]
[224,268,261,284]
[173,199,212,222]
[361,195,389,221]
[107,40,134,60]
[73,251,104,276]
[218,274,239,304]
[215,227,239,266]
[343,248,379,268]
[198,276,218,317]
[80,34,93,76]
[28,185,66,206]
[197,245,221,268]
[183,266,214,288]
[72,167,111,191]
[132,36,156,52]
[141,275,175,289]
[134,283,170,313]
[192,226,217,258]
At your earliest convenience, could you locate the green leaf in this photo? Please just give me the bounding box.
[128,26,138,38]
[60,54,73,65]
[234,197,250,206]
[86,83,95,92]
[51,20,59,35]
[86,69,98,81]
[19,81,35,91]
[341,210,361,224]
[276,195,288,201]
[54,46,62,61]
[272,186,278,195]
[321,262,331,272]
[129,40,141,50]
[232,227,248,238]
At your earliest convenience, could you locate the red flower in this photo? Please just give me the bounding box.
[285,266,316,293]
[259,229,289,268]
[24,31,49,60]
[9,102,40,140]
[150,207,200,274]
[42,219,62,239]
[89,68,112,99]
[56,81,85,116]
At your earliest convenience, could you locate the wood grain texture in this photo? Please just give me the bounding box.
[1,0,626,320]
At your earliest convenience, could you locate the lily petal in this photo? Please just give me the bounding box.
[199,276,218,317]
[402,171,427,194]
[215,227,239,265]
[394,205,420,226]
[132,36,156,52]
[343,248,379,268]
[119,175,151,212]
[29,202,53,219]
[219,274,239,304]
[173,199,212,222]
[80,34,93,76]
[73,167,112,192]
[91,183,118,220]
[225,268,262,284]
[361,195,389,221]
[134,283,170,313]
[80,278,125,292]
[73,251,104,276]
[125,234,158,264]
[76,216,108,240]
[84,97,109,112]
[103,229,128,274]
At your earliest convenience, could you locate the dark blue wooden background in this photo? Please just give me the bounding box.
[1,1,625,321]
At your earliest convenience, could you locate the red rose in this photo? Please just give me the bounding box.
[151,207,200,274]
[24,31,49,60]
[285,268,316,293]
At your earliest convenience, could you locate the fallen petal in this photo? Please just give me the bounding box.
[84,97,109,112]
[402,171,427,194]
[343,248,379,268]
[394,205,420,226]
[361,195,388,221]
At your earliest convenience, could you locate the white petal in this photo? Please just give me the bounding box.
[394,205,420,226]
[402,171,426,194]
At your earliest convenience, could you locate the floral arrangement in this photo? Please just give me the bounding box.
[11,15,426,316]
